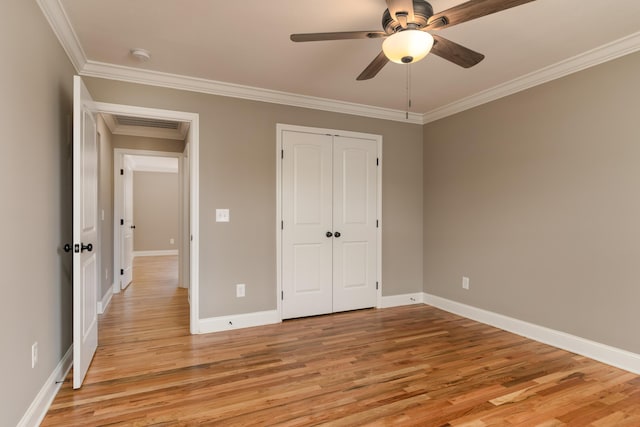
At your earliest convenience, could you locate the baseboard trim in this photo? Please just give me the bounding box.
[133,250,179,257]
[97,283,114,314]
[198,310,281,334]
[17,345,73,427]
[423,293,640,375]
[380,292,424,308]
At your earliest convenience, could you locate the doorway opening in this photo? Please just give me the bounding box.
[94,102,200,335]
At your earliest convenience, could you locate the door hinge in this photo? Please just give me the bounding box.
[281,220,283,230]
[376,281,379,290]
[120,218,124,226]
[376,219,379,228]
[120,269,124,275]
[376,158,379,166]
[281,290,284,300]
[281,149,284,159]
[120,168,124,175]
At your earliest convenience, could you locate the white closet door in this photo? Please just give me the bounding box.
[281,131,333,319]
[332,136,378,312]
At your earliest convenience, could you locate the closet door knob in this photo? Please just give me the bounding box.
[326,231,333,238]
[334,232,341,238]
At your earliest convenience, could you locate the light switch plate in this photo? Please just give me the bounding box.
[216,209,230,222]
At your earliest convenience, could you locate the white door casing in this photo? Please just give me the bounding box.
[121,159,134,289]
[281,131,333,319]
[279,125,381,320]
[73,76,99,389]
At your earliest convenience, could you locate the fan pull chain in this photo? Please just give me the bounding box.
[406,63,412,120]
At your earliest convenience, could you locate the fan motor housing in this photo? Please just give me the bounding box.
[382,0,434,33]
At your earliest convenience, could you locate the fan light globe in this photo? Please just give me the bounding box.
[382,30,434,64]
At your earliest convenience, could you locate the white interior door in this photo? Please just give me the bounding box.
[121,160,134,289]
[281,129,378,319]
[72,76,99,389]
[281,131,333,319]
[332,136,378,312]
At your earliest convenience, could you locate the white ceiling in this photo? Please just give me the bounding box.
[44,0,640,123]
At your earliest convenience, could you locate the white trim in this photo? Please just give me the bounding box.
[276,124,383,319]
[198,310,281,334]
[133,250,179,257]
[17,346,73,427]
[423,293,640,375]
[380,292,424,308]
[423,31,640,124]
[97,283,114,314]
[35,0,86,72]
[82,60,424,125]
[37,1,640,125]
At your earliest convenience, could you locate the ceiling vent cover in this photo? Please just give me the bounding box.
[115,115,181,130]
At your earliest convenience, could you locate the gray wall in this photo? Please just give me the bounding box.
[113,134,185,153]
[83,77,425,318]
[133,171,180,252]
[97,116,114,299]
[0,1,75,425]
[423,51,640,354]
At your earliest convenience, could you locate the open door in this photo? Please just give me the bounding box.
[121,159,134,289]
[72,76,99,389]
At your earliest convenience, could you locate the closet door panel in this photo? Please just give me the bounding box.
[332,136,378,312]
[282,131,333,319]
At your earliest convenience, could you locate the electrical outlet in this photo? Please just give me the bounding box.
[462,276,470,290]
[169,238,175,245]
[105,268,109,281]
[31,342,38,368]
[236,283,245,298]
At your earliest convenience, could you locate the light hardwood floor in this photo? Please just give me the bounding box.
[43,256,640,426]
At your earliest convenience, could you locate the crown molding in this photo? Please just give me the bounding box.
[36,0,87,72]
[81,60,424,124]
[422,31,640,124]
[37,1,640,126]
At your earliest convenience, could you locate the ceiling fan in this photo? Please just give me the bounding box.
[290,0,535,80]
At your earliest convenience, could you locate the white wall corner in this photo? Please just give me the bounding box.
[17,345,73,427]
[380,293,424,308]
[97,282,114,315]
[422,293,640,375]
[35,0,87,72]
[198,310,281,334]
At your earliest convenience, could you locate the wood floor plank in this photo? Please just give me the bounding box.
[42,256,640,426]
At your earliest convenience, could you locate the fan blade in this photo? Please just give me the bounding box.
[357,51,390,81]
[430,35,485,68]
[386,0,415,27]
[428,0,536,30]
[291,31,386,42]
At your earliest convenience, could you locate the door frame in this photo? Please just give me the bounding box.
[275,123,383,319]
[96,101,201,334]
[113,149,185,291]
